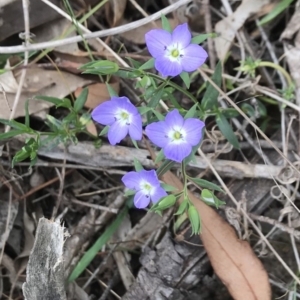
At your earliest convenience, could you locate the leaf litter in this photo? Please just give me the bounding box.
[0,0,299,299]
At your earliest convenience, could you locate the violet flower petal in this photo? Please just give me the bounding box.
[145,121,168,148]
[172,23,191,48]
[181,44,208,72]
[164,142,192,163]
[155,56,183,77]
[116,96,139,115]
[165,109,184,128]
[121,171,141,190]
[139,170,160,187]
[134,190,151,209]
[145,29,172,58]
[107,121,128,145]
[91,100,117,126]
[151,186,168,203]
[183,118,205,146]
[129,114,143,141]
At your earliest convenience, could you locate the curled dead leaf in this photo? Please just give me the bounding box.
[162,171,271,300]
[105,0,127,27]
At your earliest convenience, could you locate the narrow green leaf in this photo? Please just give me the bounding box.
[138,106,152,115]
[161,14,172,32]
[258,0,294,26]
[175,199,188,215]
[68,207,128,282]
[155,149,165,164]
[184,103,198,119]
[156,159,175,177]
[139,58,155,70]
[188,205,201,235]
[201,60,222,110]
[131,138,139,149]
[0,119,28,131]
[106,83,118,97]
[215,113,240,149]
[124,189,135,197]
[126,57,142,68]
[221,108,239,119]
[74,87,88,112]
[99,125,109,136]
[160,183,178,192]
[241,103,256,118]
[148,87,164,108]
[191,32,218,44]
[25,99,30,128]
[133,158,144,172]
[80,60,119,75]
[151,108,165,121]
[0,129,24,141]
[179,71,190,89]
[35,96,62,106]
[189,177,224,193]
[156,195,176,210]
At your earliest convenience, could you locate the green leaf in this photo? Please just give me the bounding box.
[161,183,178,192]
[215,112,240,149]
[0,129,24,141]
[46,115,62,130]
[99,126,109,136]
[0,119,29,131]
[151,194,176,212]
[184,103,198,119]
[241,103,256,118]
[258,0,294,26]
[74,87,88,112]
[68,207,128,282]
[148,87,164,108]
[221,108,240,119]
[161,14,172,32]
[138,106,152,115]
[35,96,62,106]
[188,205,201,235]
[133,158,144,172]
[57,98,72,109]
[201,60,222,110]
[180,71,190,89]
[191,32,218,44]
[131,138,139,149]
[126,57,142,68]
[156,159,175,177]
[189,177,224,193]
[139,58,155,70]
[106,83,118,97]
[201,189,225,208]
[155,149,165,164]
[151,108,165,121]
[124,189,135,197]
[25,99,30,128]
[175,199,188,215]
[201,189,215,205]
[80,60,119,75]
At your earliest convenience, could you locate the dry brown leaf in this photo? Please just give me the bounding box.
[162,171,271,300]
[214,0,271,60]
[105,0,127,27]
[85,121,98,137]
[74,77,120,109]
[121,18,179,44]
[0,65,94,119]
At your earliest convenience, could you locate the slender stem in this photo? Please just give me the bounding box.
[258,61,293,87]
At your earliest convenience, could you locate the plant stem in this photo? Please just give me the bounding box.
[258,61,293,87]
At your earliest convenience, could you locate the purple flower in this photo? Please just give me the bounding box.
[122,170,167,209]
[145,109,205,163]
[91,96,142,145]
[145,23,208,77]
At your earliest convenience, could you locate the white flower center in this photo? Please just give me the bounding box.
[167,126,186,144]
[164,43,184,62]
[115,109,132,126]
[140,180,155,198]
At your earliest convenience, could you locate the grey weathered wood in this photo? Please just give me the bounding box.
[22,217,66,300]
